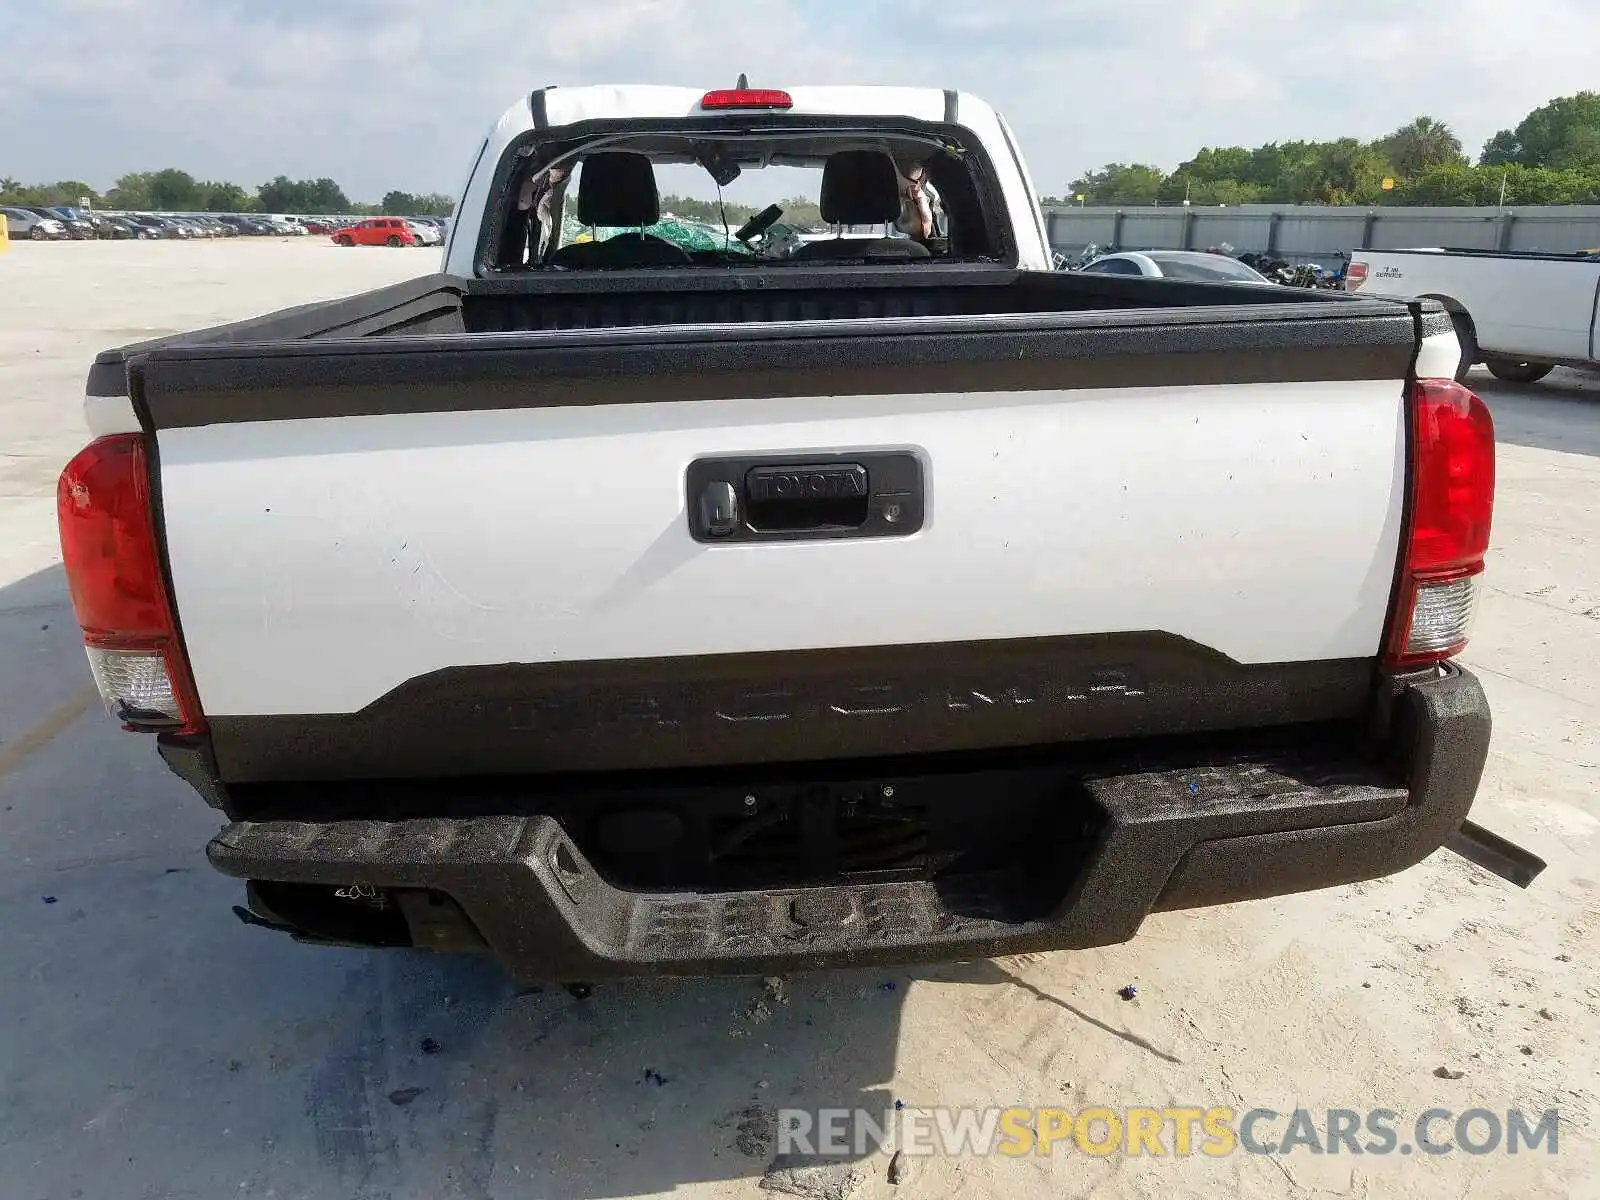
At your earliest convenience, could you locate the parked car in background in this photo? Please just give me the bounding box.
[132,215,183,238]
[1078,249,1276,285]
[98,215,151,239]
[1346,247,1600,383]
[78,211,131,239]
[121,214,178,238]
[218,215,275,235]
[44,206,103,239]
[405,219,442,246]
[23,205,94,239]
[332,216,417,247]
[257,215,306,235]
[1,206,68,240]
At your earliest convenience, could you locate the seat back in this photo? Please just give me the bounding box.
[792,151,930,261]
[550,153,690,269]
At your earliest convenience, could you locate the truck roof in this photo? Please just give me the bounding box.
[495,84,992,138]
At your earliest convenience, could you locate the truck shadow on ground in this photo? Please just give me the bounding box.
[1473,368,1600,457]
[302,954,910,1198]
[0,561,914,1199]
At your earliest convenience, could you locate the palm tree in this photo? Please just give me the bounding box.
[1381,117,1466,177]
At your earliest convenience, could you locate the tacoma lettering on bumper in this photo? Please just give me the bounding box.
[204,668,1488,981]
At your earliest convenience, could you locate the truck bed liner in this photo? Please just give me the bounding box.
[88,266,1412,400]
[458,268,1340,334]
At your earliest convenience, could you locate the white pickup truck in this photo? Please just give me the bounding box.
[1347,246,1600,383]
[57,84,1506,980]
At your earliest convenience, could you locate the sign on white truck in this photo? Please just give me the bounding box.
[56,84,1520,981]
[1347,246,1600,383]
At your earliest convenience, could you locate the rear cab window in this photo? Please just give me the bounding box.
[481,117,1015,274]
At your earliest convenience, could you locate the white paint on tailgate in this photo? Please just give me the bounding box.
[158,380,1406,716]
[1415,329,1464,380]
[83,394,141,437]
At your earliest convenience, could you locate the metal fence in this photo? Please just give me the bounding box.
[1044,204,1600,265]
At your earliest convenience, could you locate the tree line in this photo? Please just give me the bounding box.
[18,92,1596,220]
[656,194,824,228]
[1046,92,1600,207]
[0,167,454,216]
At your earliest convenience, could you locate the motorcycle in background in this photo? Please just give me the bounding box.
[1239,251,1346,289]
[1054,242,1103,270]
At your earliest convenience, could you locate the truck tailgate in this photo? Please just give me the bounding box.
[135,308,1424,781]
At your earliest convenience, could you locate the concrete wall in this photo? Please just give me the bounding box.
[1045,204,1600,263]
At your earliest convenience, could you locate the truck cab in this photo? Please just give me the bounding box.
[443,84,1055,277]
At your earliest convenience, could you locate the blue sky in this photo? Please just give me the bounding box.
[2,0,1598,202]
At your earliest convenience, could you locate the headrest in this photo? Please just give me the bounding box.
[577,152,660,228]
[820,151,901,225]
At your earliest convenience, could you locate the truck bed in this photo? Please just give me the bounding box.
[89,265,1393,397]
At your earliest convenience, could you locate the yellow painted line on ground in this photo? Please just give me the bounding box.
[0,685,99,781]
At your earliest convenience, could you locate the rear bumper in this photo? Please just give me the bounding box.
[203,667,1489,980]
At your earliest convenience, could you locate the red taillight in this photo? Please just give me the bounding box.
[700,88,793,110]
[57,434,205,733]
[1384,379,1495,668]
[1344,261,1368,291]
[1409,380,1496,572]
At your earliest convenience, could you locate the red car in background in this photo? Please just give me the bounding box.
[332,217,416,247]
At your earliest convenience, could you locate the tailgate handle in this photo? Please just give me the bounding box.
[685,451,924,544]
[744,464,870,532]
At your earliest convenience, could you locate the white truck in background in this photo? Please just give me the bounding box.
[1347,247,1600,383]
[55,84,1529,982]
